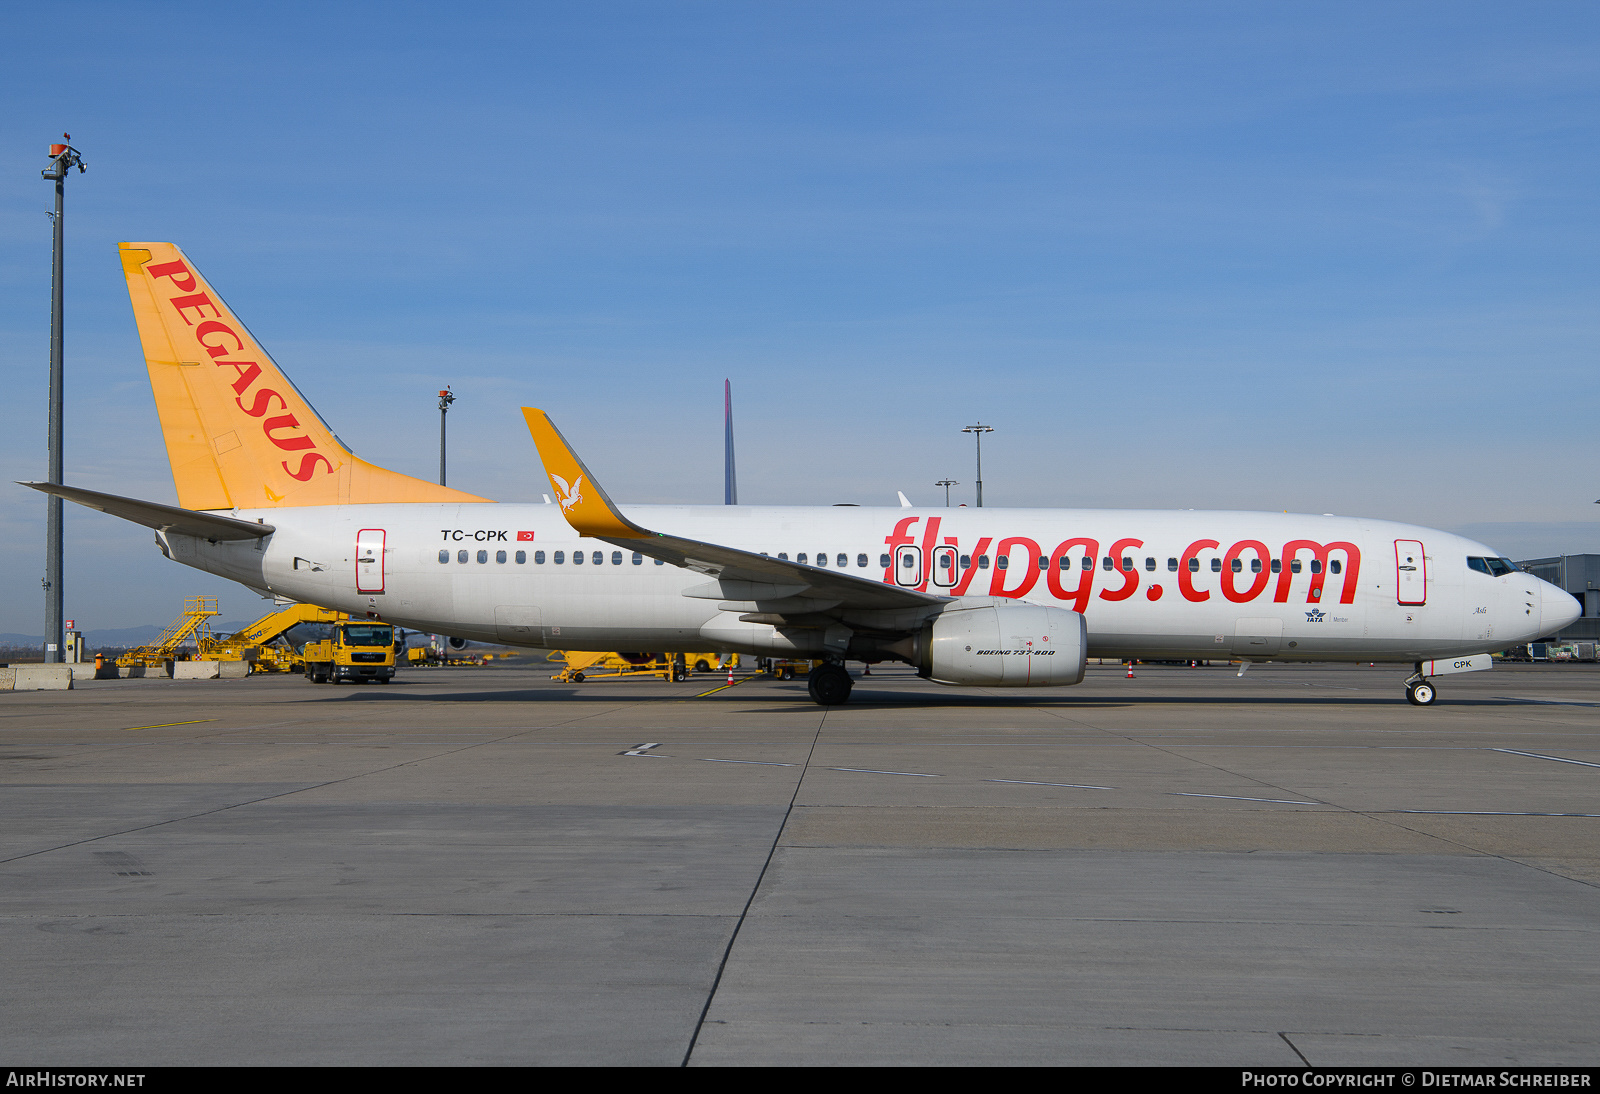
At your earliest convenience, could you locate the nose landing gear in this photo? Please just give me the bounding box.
[1404,669,1437,706]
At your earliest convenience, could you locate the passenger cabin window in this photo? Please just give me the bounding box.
[797,553,808,565]
[1121,557,1133,572]
[838,554,848,567]
[978,555,990,569]
[1250,559,1261,573]
[554,551,565,564]
[1230,558,1242,573]
[816,553,827,567]
[778,553,789,560]
[1330,560,1342,574]
[940,554,953,570]
[1081,557,1092,570]
[1145,557,1156,571]
[1102,557,1113,571]
[438,550,449,564]
[1188,557,1199,572]
[1039,555,1049,570]
[1210,558,1222,572]
[457,550,469,564]
[879,554,891,568]
[611,551,623,565]
[516,551,527,564]
[573,550,584,565]
[534,550,545,564]
[1167,557,1178,571]
[1271,559,1281,573]
[633,552,643,565]
[477,550,488,564]
[1290,560,1301,574]
[592,551,602,565]
[856,554,868,568]
[997,556,1009,570]
[1310,560,1322,574]
[496,550,507,564]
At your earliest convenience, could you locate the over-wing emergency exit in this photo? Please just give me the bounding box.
[19,243,1583,706]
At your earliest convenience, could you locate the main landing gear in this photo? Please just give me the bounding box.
[807,662,854,706]
[1404,668,1438,706]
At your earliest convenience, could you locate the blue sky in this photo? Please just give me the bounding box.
[2,1,1597,631]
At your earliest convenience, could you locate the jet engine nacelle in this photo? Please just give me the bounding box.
[919,601,1087,687]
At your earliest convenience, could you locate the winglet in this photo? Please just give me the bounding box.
[521,409,651,540]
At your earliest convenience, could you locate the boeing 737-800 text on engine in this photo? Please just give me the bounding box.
[20,243,1581,705]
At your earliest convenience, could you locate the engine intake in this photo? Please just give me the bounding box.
[919,601,1087,687]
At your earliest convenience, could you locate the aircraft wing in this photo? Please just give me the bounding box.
[18,482,276,541]
[521,409,947,613]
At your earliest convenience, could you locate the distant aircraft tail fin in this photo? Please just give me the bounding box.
[118,242,488,510]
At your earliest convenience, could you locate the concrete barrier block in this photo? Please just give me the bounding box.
[172,661,222,680]
[0,668,14,691]
[13,665,73,690]
[218,661,250,679]
[69,664,99,680]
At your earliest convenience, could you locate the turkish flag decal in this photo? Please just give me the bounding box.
[517,531,536,541]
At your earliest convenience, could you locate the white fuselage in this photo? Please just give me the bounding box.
[162,503,1572,663]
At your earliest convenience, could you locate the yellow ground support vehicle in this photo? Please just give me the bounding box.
[550,651,687,683]
[198,603,348,673]
[302,621,400,684]
[117,596,220,668]
[685,652,739,673]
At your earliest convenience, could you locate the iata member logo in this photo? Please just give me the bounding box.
[1305,609,1326,623]
[517,531,536,541]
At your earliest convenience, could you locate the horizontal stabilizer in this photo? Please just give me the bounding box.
[18,482,275,541]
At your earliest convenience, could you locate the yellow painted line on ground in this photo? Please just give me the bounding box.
[122,719,216,732]
[692,674,768,699]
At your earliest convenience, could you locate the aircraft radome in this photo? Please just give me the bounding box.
[21,243,1582,706]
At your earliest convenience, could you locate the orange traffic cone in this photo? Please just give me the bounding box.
[727,666,734,686]
[1126,661,1136,678]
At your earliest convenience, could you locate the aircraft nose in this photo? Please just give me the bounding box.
[1540,580,1581,636]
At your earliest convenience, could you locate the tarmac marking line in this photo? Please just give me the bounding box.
[122,720,215,732]
[1388,810,1600,818]
[691,675,765,698]
[987,779,1116,790]
[1173,792,1323,805]
[619,742,663,757]
[701,758,797,767]
[1490,748,1600,769]
[828,767,941,777]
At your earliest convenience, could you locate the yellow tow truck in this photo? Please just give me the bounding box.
[302,621,401,684]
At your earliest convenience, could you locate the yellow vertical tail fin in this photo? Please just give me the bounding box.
[119,242,488,509]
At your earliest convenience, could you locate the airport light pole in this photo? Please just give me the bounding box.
[961,423,993,507]
[437,387,455,486]
[936,479,958,507]
[41,135,85,664]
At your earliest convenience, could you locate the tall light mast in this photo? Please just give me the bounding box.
[437,387,455,486]
[961,423,993,507]
[724,379,738,505]
[40,135,85,664]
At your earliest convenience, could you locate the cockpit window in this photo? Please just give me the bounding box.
[1469,556,1520,577]
[1468,557,1492,576]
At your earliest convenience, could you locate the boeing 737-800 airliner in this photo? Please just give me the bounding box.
[21,243,1582,706]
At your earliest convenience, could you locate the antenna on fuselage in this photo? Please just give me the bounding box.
[724,379,738,505]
